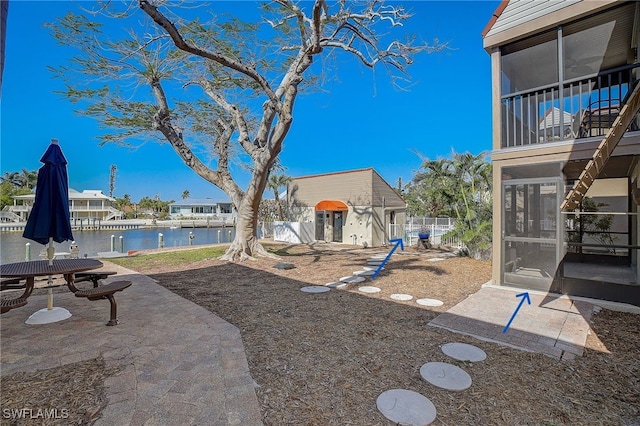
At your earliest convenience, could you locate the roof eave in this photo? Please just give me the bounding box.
[481,0,509,39]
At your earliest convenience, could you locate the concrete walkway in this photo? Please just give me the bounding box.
[429,284,640,361]
[0,265,262,425]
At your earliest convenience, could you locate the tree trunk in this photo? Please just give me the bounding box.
[220,176,279,262]
[276,198,284,221]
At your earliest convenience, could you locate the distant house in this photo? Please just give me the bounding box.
[8,188,122,222]
[169,198,236,222]
[286,168,406,247]
[538,106,575,143]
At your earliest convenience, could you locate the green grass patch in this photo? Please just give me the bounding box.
[108,246,227,270]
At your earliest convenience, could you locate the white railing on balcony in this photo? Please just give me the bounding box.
[71,205,111,210]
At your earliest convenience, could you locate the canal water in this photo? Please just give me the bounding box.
[0,227,237,264]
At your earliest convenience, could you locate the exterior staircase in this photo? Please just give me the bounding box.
[0,211,22,223]
[561,80,640,211]
[104,207,124,221]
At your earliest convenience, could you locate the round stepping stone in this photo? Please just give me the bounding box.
[441,343,487,362]
[416,298,444,307]
[339,276,365,284]
[390,293,413,301]
[300,286,330,293]
[377,389,437,425]
[325,282,346,289]
[420,362,472,391]
[358,286,381,293]
[354,270,375,276]
[362,266,381,271]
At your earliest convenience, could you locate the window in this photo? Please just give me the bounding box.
[191,206,213,214]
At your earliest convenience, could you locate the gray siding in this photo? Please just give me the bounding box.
[288,169,374,208]
[372,172,405,208]
[289,168,405,209]
[485,0,580,38]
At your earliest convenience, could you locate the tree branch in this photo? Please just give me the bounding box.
[138,0,278,102]
[148,76,242,197]
[199,79,259,159]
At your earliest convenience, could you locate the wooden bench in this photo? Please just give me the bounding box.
[74,280,131,326]
[74,271,118,288]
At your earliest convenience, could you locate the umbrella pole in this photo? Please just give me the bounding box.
[47,237,54,310]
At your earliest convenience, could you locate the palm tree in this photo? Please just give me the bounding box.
[181,190,190,200]
[1,170,37,189]
[447,151,493,259]
[1,172,20,187]
[109,164,117,197]
[407,157,457,217]
[407,151,492,259]
[18,169,38,190]
[267,174,291,221]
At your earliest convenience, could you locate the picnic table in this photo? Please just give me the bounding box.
[0,259,102,314]
[1,259,131,325]
[1,258,103,290]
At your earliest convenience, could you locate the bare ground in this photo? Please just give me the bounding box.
[1,242,639,425]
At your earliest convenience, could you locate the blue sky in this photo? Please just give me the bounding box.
[0,0,499,202]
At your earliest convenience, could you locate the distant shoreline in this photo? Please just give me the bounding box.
[0,218,235,232]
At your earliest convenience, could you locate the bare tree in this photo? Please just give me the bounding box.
[48,0,446,260]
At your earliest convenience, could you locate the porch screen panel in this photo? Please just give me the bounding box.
[501,32,557,148]
[562,3,635,81]
[503,180,559,291]
[501,31,557,94]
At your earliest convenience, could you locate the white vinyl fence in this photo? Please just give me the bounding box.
[389,217,464,249]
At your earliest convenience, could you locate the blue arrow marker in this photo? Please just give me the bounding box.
[372,238,404,279]
[502,292,531,334]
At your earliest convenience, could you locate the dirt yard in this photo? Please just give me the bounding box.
[1,242,638,425]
